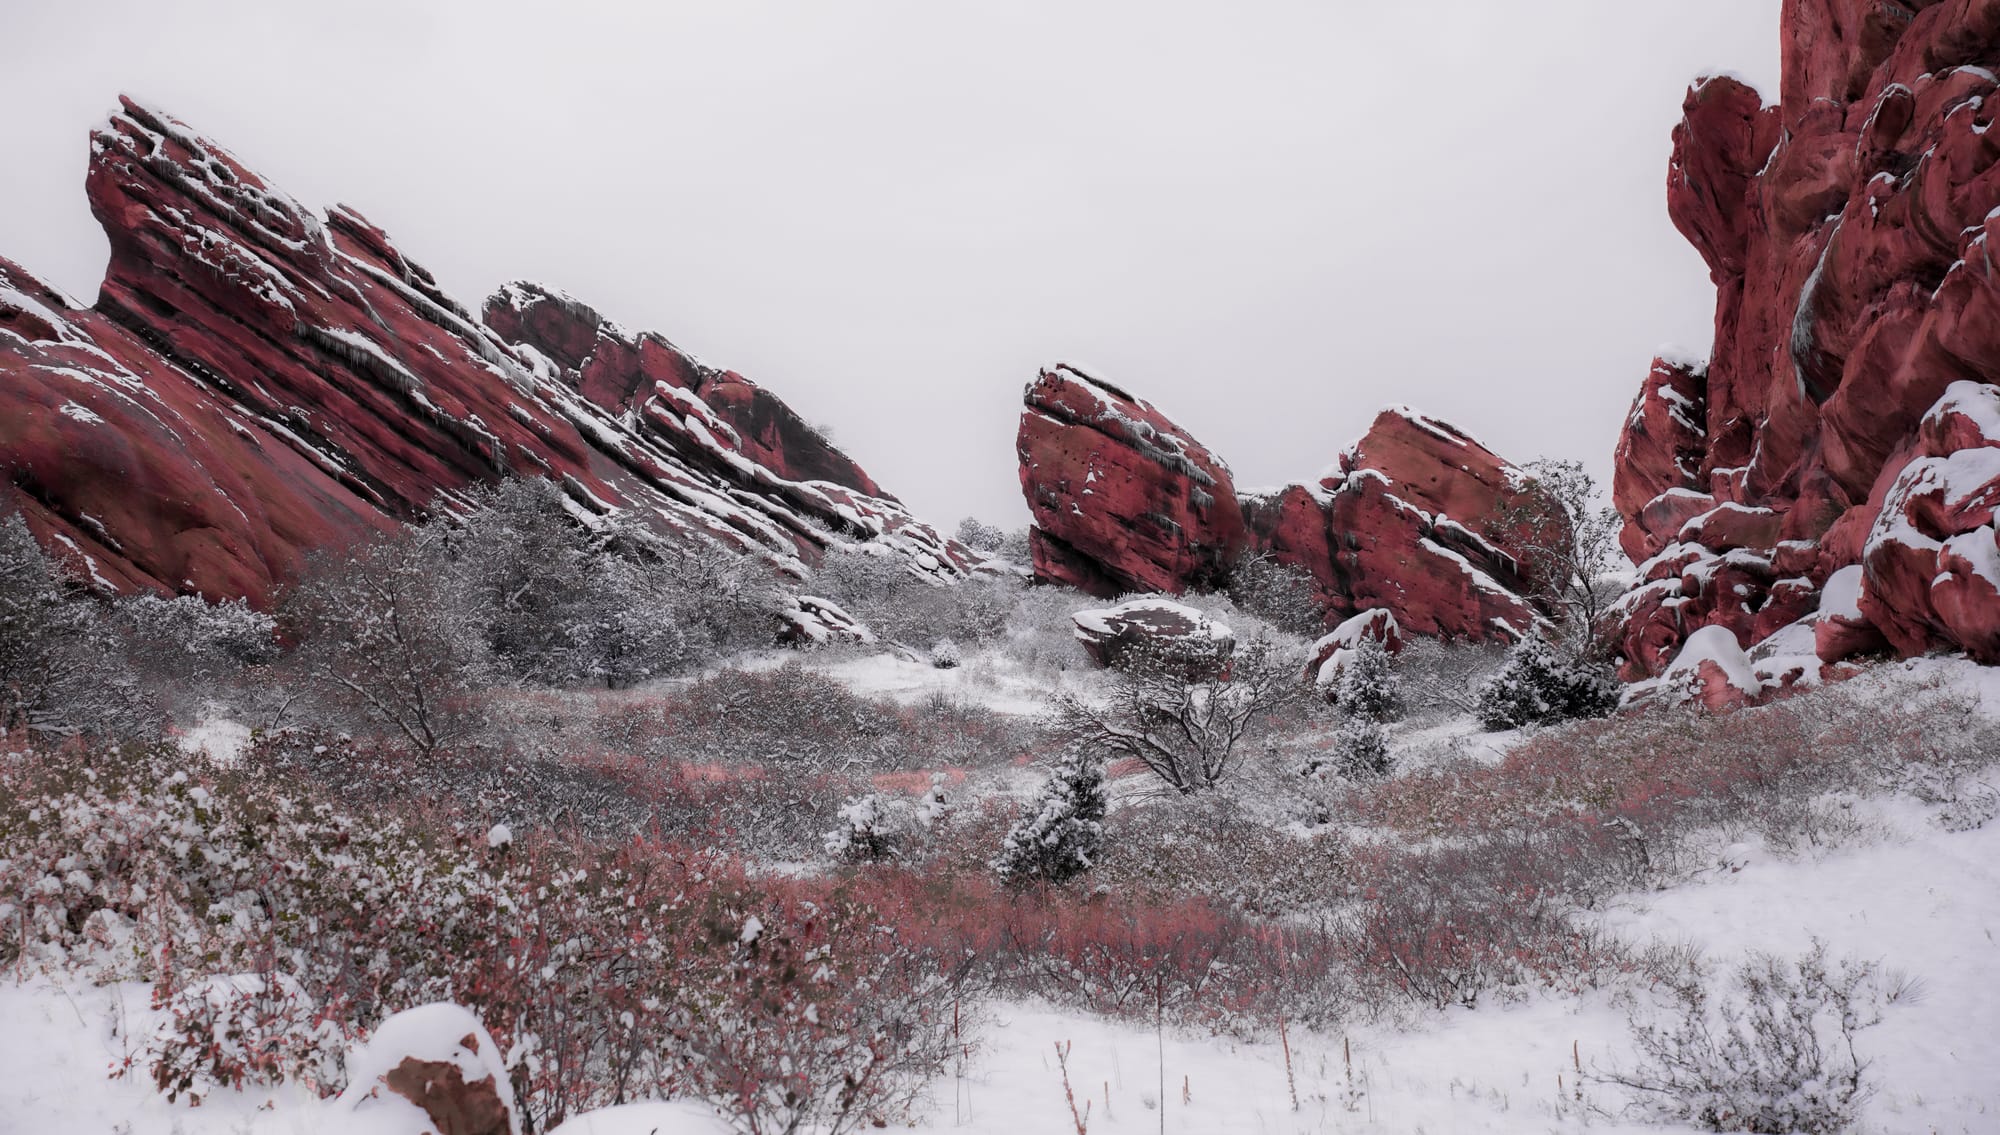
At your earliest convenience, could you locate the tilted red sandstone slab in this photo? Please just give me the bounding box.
[2,97,969,606]
[1018,370,1547,642]
[1017,364,1248,597]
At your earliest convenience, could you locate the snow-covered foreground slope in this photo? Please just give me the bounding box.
[6,788,1995,1134]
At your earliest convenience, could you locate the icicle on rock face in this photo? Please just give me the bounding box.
[1610,6,2000,678]
[1017,366,1549,644]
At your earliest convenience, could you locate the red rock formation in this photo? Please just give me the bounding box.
[1612,4,2000,676]
[1,97,970,609]
[1017,371,1549,642]
[1071,598,1235,674]
[1017,365,1248,597]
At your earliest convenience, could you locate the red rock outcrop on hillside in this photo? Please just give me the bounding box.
[1612,3,2000,678]
[1,97,971,608]
[1017,367,1548,642]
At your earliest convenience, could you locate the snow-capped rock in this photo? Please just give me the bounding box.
[1612,6,2000,677]
[0,97,974,609]
[1019,371,1547,643]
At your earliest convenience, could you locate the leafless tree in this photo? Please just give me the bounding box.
[1499,458,1625,659]
[1051,635,1302,795]
[280,526,496,755]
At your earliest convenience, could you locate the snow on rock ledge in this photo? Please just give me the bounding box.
[1610,1,2000,679]
[1307,607,1404,690]
[0,96,972,610]
[1072,597,1234,674]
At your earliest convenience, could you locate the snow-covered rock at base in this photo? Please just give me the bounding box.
[546,1100,735,1134]
[338,1003,519,1135]
[1662,624,1764,711]
[776,594,875,647]
[1071,597,1234,673]
[1307,607,1404,689]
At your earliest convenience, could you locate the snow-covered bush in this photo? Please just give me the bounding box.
[1225,550,1328,638]
[1096,794,1350,919]
[0,738,970,1133]
[0,513,156,738]
[281,527,495,754]
[994,748,1106,886]
[1604,943,1883,1133]
[953,516,1007,554]
[1326,716,1392,781]
[812,545,1015,647]
[825,792,906,862]
[1396,636,1509,718]
[1473,633,1620,731]
[930,637,962,669]
[1332,637,1403,723]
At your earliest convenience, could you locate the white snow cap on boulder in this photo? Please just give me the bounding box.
[1663,624,1763,703]
[339,1003,519,1135]
[1072,597,1234,670]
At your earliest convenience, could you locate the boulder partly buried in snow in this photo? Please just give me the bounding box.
[338,1003,519,1135]
[1661,624,1765,712]
[1072,598,1234,674]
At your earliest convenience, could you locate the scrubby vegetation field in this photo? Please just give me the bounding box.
[4,488,1999,1134]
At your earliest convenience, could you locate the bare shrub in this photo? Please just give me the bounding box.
[1052,635,1306,795]
[1094,794,1348,919]
[1396,636,1508,719]
[1601,942,1883,1133]
[1225,551,1329,638]
[0,513,157,738]
[813,546,1017,647]
[280,527,494,755]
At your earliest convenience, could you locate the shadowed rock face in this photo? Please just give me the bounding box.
[1612,2,2000,678]
[1017,366,1547,643]
[1,97,972,606]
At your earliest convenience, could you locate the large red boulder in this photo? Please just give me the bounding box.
[1017,364,1248,596]
[1611,6,2000,674]
[2,97,970,607]
[1018,378,1548,643]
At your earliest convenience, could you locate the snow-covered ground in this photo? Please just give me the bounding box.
[8,652,1999,1133]
[8,783,1996,1133]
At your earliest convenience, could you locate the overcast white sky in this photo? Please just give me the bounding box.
[2,1,1780,528]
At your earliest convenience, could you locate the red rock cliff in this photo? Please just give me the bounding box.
[1612,2,2000,676]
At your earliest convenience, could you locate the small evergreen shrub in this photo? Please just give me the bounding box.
[993,749,1106,886]
[1333,638,1403,723]
[1474,634,1620,731]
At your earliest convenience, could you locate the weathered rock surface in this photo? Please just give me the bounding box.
[1019,373,1549,642]
[1071,598,1235,673]
[1,97,971,610]
[1019,365,1247,597]
[1612,5,2000,677]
